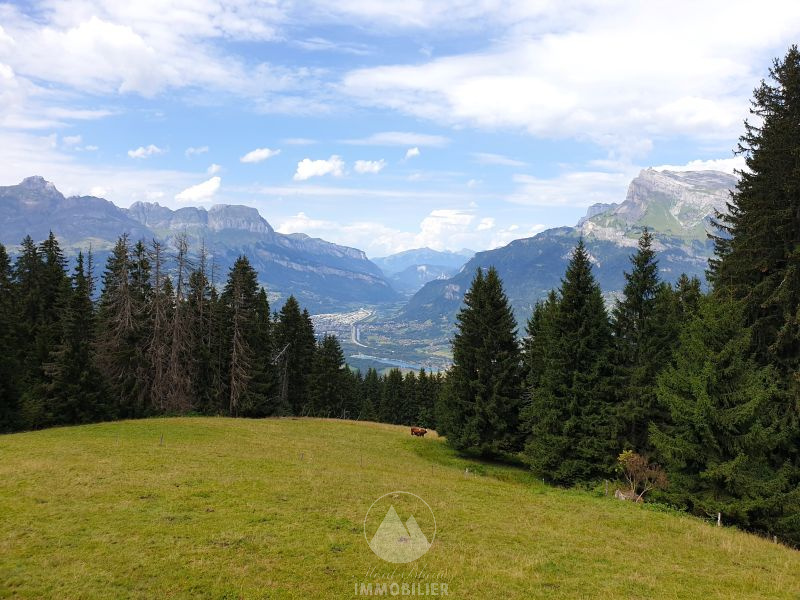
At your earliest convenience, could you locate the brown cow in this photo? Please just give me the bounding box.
[410,427,428,437]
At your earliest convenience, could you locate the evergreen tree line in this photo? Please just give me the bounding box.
[0,233,440,431]
[438,47,800,546]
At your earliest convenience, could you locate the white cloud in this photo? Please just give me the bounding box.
[354,159,386,174]
[341,2,800,152]
[344,131,449,147]
[62,134,82,147]
[405,147,420,159]
[185,146,209,157]
[207,163,222,175]
[508,170,633,207]
[175,176,221,203]
[284,137,317,145]
[0,131,202,208]
[128,144,164,159]
[294,155,345,180]
[472,152,526,167]
[653,156,746,174]
[275,206,540,255]
[89,185,107,197]
[240,147,281,163]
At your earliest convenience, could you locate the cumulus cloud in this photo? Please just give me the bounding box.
[185,145,209,157]
[240,147,281,163]
[405,147,420,159]
[128,144,164,159]
[175,176,221,203]
[276,206,541,255]
[354,159,386,174]
[294,155,345,180]
[341,1,800,153]
[207,163,222,175]
[343,131,449,147]
[62,134,82,147]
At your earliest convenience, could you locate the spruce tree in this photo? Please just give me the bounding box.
[187,254,216,414]
[42,252,109,425]
[359,368,380,421]
[442,267,522,456]
[308,334,347,417]
[650,296,799,543]
[611,229,674,451]
[95,235,147,417]
[0,244,19,431]
[416,369,437,429]
[379,369,404,424]
[221,256,259,416]
[523,240,616,484]
[275,297,315,414]
[710,45,800,374]
[245,287,279,416]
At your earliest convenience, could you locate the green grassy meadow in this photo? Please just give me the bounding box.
[1,417,798,599]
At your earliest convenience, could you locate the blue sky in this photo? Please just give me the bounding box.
[1,1,799,257]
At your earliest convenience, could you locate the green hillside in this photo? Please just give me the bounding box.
[1,418,797,599]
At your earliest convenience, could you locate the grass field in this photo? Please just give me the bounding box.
[1,417,798,599]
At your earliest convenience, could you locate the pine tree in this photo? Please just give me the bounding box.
[308,334,347,417]
[650,296,800,543]
[187,246,216,414]
[41,252,109,425]
[379,369,404,424]
[611,229,675,451]
[15,233,71,426]
[0,243,19,431]
[164,235,193,413]
[221,256,259,416]
[523,240,616,484]
[522,290,559,393]
[275,297,315,414]
[416,369,437,429]
[441,267,522,456]
[398,371,419,426]
[710,46,800,374]
[244,287,279,416]
[359,368,380,421]
[95,235,148,417]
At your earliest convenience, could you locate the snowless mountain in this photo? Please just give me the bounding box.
[0,176,399,312]
[400,169,738,327]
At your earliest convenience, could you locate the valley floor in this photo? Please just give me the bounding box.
[0,417,797,599]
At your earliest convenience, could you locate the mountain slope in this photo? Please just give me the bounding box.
[401,169,737,326]
[0,177,399,311]
[1,417,797,599]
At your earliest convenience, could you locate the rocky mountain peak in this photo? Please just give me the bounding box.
[207,204,273,234]
[11,176,64,204]
[579,168,737,243]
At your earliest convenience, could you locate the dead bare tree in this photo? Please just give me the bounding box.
[165,234,193,412]
[147,239,169,411]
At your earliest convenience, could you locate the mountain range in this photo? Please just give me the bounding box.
[400,168,737,328]
[0,176,398,312]
[0,169,737,331]
[371,247,474,296]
